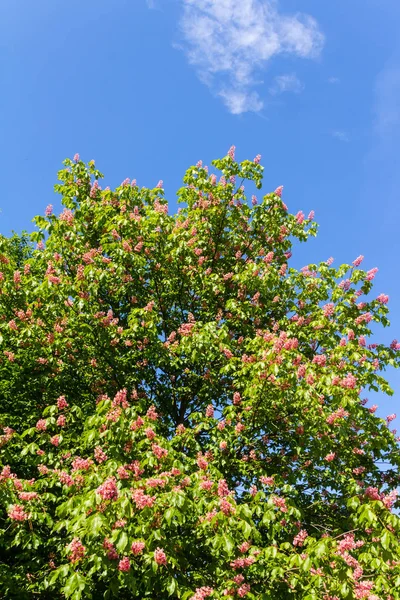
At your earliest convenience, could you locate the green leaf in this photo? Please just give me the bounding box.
[116,531,129,553]
[63,573,86,599]
[166,577,177,596]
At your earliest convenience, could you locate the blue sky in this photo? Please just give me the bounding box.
[1,0,400,424]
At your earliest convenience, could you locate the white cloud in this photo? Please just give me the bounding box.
[269,73,304,95]
[178,0,324,114]
[332,130,350,142]
[328,76,340,84]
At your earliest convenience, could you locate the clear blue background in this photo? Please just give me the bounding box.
[1,0,399,424]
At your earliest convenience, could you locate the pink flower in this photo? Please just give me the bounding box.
[18,491,39,502]
[341,374,357,389]
[131,489,155,509]
[272,495,287,512]
[191,587,214,599]
[313,354,327,367]
[365,487,381,501]
[274,185,283,197]
[152,444,168,459]
[59,208,74,224]
[238,583,251,597]
[386,414,396,423]
[68,538,85,563]
[73,153,80,162]
[235,422,245,434]
[376,294,389,304]
[296,211,305,224]
[228,146,236,160]
[156,180,163,189]
[197,454,209,470]
[217,479,230,497]
[103,538,118,560]
[118,557,130,572]
[353,466,366,476]
[50,435,60,447]
[325,452,336,462]
[45,204,53,216]
[326,407,349,425]
[57,395,68,410]
[113,519,126,529]
[322,303,335,317]
[220,498,236,515]
[353,580,374,598]
[352,255,364,267]
[200,479,213,491]
[233,392,241,405]
[36,419,47,432]
[57,414,66,427]
[57,470,74,486]
[205,404,214,418]
[94,446,107,463]
[382,489,398,510]
[8,504,29,521]
[146,405,158,421]
[238,541,251,553]
[72,457,93,472]
[260,476,274,486]
[145,427,156,440]
[117,466,130,479]
[131,541,145,556]
[90,180,101,198]
[297,365,306,379]
[293,529,308,547]
[366,267,378,281]
[230,556,255,570]
[96,477,118,501]
[154,547,167,565]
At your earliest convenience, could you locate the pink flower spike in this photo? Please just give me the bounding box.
[376,294,389,304]
[154,547,167,565]
[228,146,236,160]
[352,255,364,267]
[118,557,130,572]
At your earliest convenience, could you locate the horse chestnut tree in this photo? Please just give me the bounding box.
[0,148,399,599]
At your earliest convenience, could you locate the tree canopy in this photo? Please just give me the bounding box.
[0,149,399,599]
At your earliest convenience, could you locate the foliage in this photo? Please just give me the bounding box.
[0,149,400,599]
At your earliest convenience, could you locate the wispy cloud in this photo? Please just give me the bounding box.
[269,74,304,95]
[328,76,340,84]
[177,0,324,114]
[332,130,350,142]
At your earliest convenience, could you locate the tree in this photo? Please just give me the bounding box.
[0,148,399,599]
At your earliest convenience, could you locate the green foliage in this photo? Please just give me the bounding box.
[0,149,399,598]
